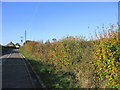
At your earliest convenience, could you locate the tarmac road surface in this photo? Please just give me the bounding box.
[2,49,34,88]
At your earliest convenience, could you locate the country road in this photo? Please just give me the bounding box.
[1,49,35,88]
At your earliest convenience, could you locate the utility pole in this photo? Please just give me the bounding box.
[25,30,26,43]
[20,36,23,46]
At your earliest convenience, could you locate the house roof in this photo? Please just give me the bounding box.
[7,42,15,47]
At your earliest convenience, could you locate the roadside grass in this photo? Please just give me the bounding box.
[19,49,76,88]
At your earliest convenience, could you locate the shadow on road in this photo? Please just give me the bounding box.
[1,46,18,56]
[2,57,42,88]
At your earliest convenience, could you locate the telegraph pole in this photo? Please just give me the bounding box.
[20,36,23,45]
[25,30,26,43]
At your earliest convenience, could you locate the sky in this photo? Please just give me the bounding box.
[2,2,118,45]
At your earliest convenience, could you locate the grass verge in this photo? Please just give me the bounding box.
[19,49,76,88]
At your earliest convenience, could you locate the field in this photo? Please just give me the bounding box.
[19,25,120,88]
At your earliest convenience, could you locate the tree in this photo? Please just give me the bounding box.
[52,38,57,42]
[16,43,20,46]
[23,40,31,45]
[45,39,50,44]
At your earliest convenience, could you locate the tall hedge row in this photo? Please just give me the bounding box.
[20,25,119,88]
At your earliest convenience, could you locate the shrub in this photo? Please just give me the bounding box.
[20,24,120,88]
[20,36,94,88]
[91,24,120,88]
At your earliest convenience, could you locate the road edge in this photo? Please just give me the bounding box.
[19,52,47,89]
[19,52,36,88]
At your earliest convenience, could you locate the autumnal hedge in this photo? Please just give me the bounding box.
[91,25,120,88]
[20,24,120,88]
[20,35,94,88]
